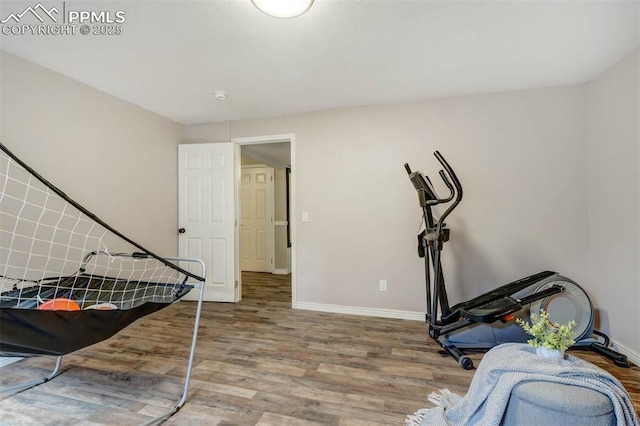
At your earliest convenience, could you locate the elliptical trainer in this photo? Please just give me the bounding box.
[405,151,629,369]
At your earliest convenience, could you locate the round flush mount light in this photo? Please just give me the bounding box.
[251,0,314,18]
[214,91,227,101]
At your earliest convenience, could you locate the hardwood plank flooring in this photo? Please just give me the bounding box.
[0,272,638,425]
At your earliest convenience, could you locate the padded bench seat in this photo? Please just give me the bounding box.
[502,381,615,425]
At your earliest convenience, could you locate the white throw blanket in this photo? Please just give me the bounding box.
[406,343,639,426]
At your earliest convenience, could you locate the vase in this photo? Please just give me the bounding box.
[536,346,565,359]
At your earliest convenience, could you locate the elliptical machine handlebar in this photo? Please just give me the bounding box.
[433,151,463,225]
[404,163,454,206]
[404,152,463,222]
[433,170,454,205]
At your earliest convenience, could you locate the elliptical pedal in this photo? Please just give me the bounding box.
[460,296,522,323]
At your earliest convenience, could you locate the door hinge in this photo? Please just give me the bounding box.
[271,258,273,264]
[235,280,238,288]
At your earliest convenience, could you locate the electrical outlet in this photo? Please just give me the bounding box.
[301,211,309,222]
[379,279,387,292]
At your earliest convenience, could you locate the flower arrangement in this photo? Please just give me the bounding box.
[516,310,577,351]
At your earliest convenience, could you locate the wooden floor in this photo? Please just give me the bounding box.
[1,272,638,425]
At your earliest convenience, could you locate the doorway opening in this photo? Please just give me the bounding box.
[234,134,295,307]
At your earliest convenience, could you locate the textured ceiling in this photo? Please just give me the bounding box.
[1,0,638,124]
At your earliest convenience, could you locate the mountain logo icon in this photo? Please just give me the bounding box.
[1,2,59,24]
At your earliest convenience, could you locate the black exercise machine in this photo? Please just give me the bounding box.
[405,151,629,369]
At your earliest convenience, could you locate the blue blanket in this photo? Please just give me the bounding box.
[406,343,638,426]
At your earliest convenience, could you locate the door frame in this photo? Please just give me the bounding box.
[232,134,296,307]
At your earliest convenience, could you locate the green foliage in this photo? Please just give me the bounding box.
[516,310,577,351]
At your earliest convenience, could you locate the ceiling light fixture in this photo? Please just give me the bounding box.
[251,0,314,19]
[214,91,227,101]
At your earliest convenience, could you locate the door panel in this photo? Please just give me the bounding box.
[179,143,236,302]
[240,166,274,272]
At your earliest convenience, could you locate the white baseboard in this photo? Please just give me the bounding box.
[611,339,640,367]
[294,301,424,321]
[273,268,291,275]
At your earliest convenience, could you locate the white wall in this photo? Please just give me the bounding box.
[586,48,639,355]
[0,52,183,256]
[184,122,230,143]
[187,85,589,316]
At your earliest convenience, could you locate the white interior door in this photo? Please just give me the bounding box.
[241,166,274,272]
[178,143,237,302]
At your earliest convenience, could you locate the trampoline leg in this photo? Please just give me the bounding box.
[0,355,63,394]
[139,258,206,426]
